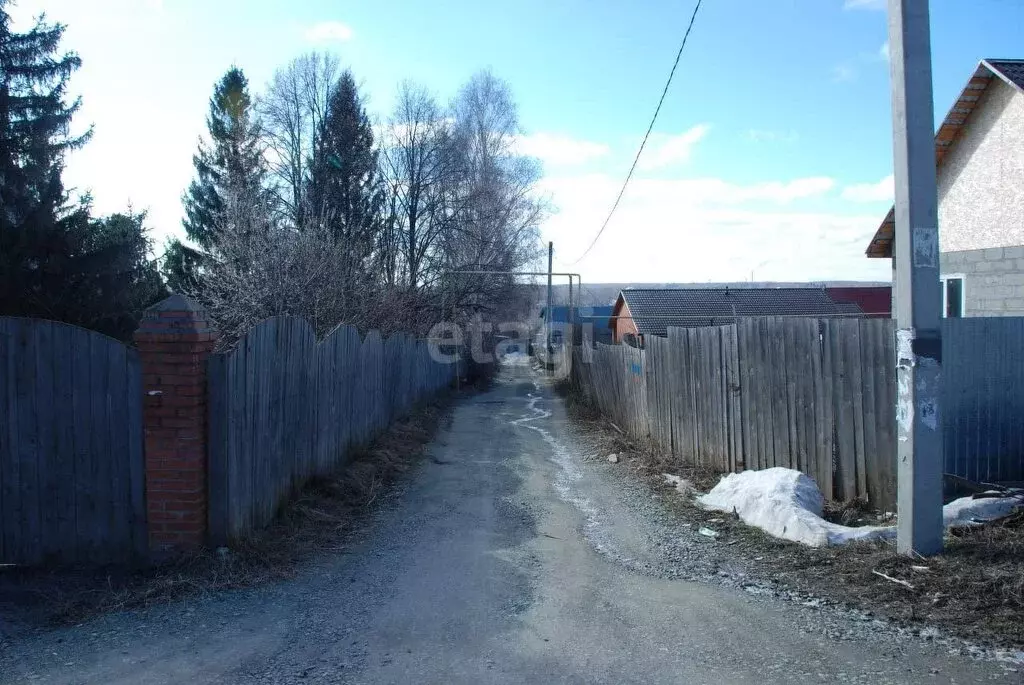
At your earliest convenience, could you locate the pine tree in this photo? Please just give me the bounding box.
[0,3,164,338]
[166,67,268,289]
[306,70,383,303]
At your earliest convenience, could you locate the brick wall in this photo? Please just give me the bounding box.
[942,246,1024,317]
[612,301,640,344]
[133,295,218,554]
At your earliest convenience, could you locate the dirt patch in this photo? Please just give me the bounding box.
[563,390,1024,651]
[0,396,457,629]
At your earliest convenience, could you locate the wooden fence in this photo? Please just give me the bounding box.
[572,316,1024,508]
[0,318,146,565]
[207,317,458,541]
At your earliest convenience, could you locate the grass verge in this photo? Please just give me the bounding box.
[0,396,455,629]
[563,389,1024,650]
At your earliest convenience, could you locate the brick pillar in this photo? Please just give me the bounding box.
[134,294,218,555]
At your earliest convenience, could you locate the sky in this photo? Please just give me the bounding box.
[9,0,1024,285]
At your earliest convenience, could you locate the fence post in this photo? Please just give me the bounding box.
[133,294,219,556]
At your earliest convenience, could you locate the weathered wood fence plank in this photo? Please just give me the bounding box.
[206,317,458,542]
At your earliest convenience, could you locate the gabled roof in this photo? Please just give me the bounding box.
[866,59,1024,258]
[614,287,865,338]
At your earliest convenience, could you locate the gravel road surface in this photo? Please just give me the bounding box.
[0,363,1016,684]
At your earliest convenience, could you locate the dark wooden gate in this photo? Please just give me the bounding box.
[0,318,146,564]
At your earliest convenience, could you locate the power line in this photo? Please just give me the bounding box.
[569,0,705,265]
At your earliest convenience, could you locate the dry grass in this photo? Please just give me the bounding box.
[0,399,453,628]
[551,377,572,398]
[563,390,1024,650]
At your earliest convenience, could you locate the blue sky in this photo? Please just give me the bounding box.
[10,0,1024,283]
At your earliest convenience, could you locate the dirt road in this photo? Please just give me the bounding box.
[1,363,1016,683]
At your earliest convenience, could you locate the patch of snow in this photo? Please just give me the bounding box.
[699,468,895,547]
[501,351,532,367]
[698,468,1024,547]
[662,473,696,496]
[943,494,1021,528]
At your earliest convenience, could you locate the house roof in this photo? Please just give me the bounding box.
[866,59,1024,259]
[613,287,865,338]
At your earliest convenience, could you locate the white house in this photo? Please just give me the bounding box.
[865,59,1024,317]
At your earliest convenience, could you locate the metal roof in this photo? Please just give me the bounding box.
[616,287,863,338]
[866,59,1024,259]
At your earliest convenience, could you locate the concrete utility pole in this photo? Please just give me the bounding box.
[888,0,944,556]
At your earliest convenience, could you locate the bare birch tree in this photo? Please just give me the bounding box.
[378,81,463,291]
[260,52,340,227]
[436,71,545,321]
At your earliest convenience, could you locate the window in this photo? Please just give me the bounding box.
[941,275,965,318]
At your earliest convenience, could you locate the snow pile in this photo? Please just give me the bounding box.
[698,468,894,547]
[944,494,1022,527]
[698,467,1024,547]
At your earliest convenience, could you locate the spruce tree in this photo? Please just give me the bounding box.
[78,210,168,340]
[166,67,267,288]
[306,70,383,299]
[0,3,90,315]
[0,3,164,338]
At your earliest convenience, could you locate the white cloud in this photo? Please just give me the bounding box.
[513,133,610,167]
[843,0,886,10]
[305,21,354,43]
[638,124,710,171]
[541,172,887,283]
[832,64,857,82]
[841,175,894,203]
[878,41,890,62]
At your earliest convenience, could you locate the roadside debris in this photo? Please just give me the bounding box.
[698,527,720,539]
[607,453,620,464]
[872,569,916,591]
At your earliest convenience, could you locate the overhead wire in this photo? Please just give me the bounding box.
[568,0,705,265]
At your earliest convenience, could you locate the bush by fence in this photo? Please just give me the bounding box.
[572,316,1024,509]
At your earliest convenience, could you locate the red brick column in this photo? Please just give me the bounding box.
[134,294,218,555]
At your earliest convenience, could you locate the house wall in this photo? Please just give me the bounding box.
[939,78,1024,253]
[942,247,1024,316]
[612,301,640,344]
